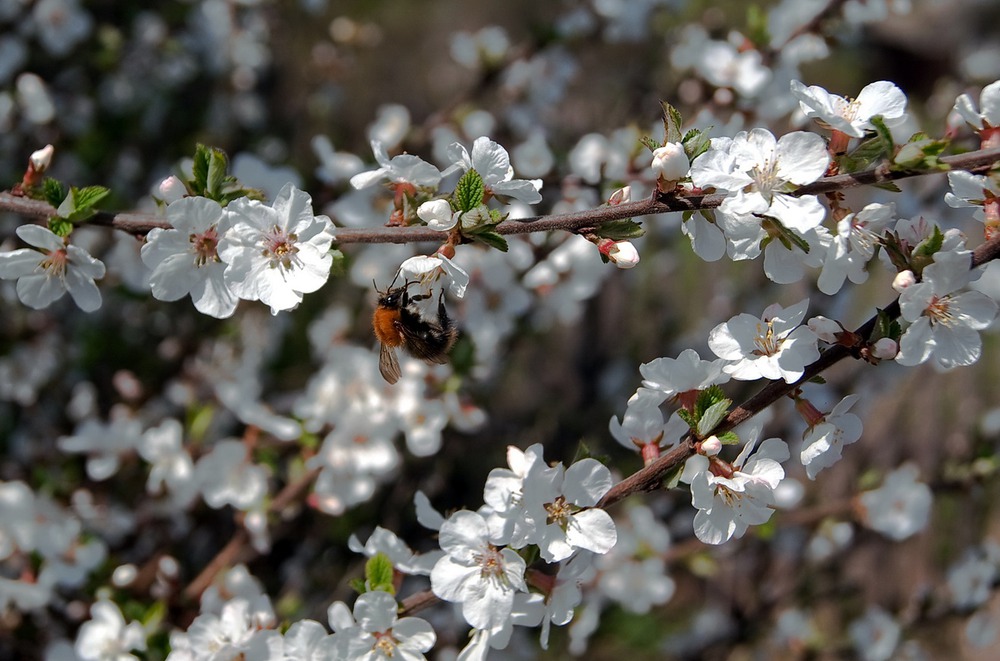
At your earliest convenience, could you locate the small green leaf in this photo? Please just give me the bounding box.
[640,136,660,153]
[472,230,508,252]
[349,577,367,595]
[676,408,697,430]
[717,431,740,445]
[869,115,895,157]
[454,169,485,212]
[191,144,211,194]
[595,219,645,241]
[55,186,110,224]
[807,375,827,385]
[41,178,65,206]
[914,225,944,259]
[893,135,950,170]
[206,148,230,198]
[697,399,732,437]
[365,553,395,594]
[683,128,712,162]
[72,185,110,212]
[48,217,73,237]
[663,463,685,490]
[328,249,347,278]
[661,101,683,145]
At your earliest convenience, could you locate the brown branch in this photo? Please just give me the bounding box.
[598,231,1000,509]
[3,146,998,244]
[179,468,320,602]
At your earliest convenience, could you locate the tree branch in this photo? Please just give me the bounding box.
[3,146,998,244]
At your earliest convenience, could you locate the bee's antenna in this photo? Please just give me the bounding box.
[388,270,402,289]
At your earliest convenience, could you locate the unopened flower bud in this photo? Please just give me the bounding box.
[651,142,689,183]
[158,176,186,204]
[700,435,722,456]
[607,240,640,269]
[871,337,899,359]
[892,270,916,292]
[807,315,842,343]
[608,185,631,205]
[30,144,54,172]
[417,199,458,231]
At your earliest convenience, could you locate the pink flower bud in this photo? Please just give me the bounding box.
[700,435,722,456]
[607,185,631,205]
[807,315,842,343]
[892,270,916,292]
[158,176,186,204]
[871,337,899,359]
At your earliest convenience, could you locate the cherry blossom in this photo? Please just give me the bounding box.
[0,224,105,311]
[141,196,238,318]
[858,463,932,541]
[791,79,908,137]
[708,299,820,383]
[218,183,335,314]
[430,510,527,631]
[799,395,864,479]
[443,136,542,204]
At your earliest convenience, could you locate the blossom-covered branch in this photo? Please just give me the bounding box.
[2,147,998,245]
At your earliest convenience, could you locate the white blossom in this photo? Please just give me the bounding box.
[858,464,932,541]
[799,395,863,479]
[218,184,334,314]
[141,196,238,318]
[430,510,527,631]
[708,299,820,383]
[0,224,105,311]
[791,79,908,137]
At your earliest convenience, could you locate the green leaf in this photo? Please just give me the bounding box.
[48,217,73,237]
[914,225,944,259]
[682,128,712,162]
[191,144,211,194]
[349,577,367,595]
[640,136,660,153]
[661,101,683,145]
[55,186,110,224]
[595,219,645,241]
[472,230,508,252]
[365,553,395,594]
[676,408,697,430]
[763,217,811,253]
[807,375,827,385]
[869,115,895,158]
[454,168,485,212]
[697,399,732,437]
[41,178,65,207]
[717,431,740,445]
[73,185,110,212]
[663,463,685,490]
[207,149,230,198]
[893,135,950,170]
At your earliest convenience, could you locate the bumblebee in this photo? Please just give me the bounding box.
[372,280,458,384]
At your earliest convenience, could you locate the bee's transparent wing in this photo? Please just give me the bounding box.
[379,343,401,384]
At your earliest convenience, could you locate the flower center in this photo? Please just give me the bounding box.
[474,545,508,585]
[261,225,300,270]
[545,495,574,527]
[752,320,780,356]
[925,295,956,326]
[190,227,220,267]
[39,248,68,278]
[373,631,398,657]
[750,155,780,196]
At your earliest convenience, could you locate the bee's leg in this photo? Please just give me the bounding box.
[436,289,452,327]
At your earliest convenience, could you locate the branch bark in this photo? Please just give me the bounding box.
[3,146,998,243]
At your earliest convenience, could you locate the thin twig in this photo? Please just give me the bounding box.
[2,146,998,244]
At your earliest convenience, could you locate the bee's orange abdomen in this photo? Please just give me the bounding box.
[373,308,404,346]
